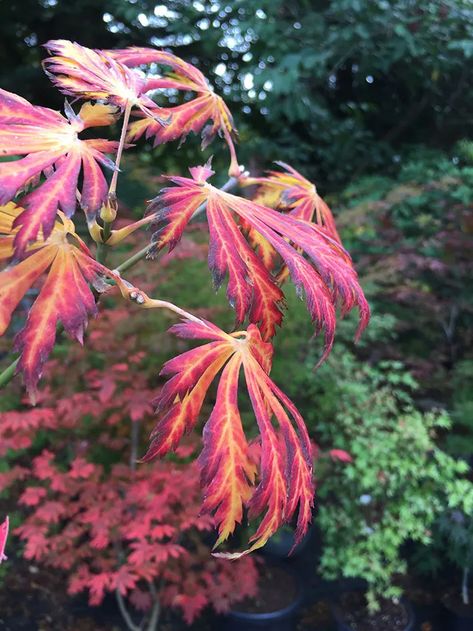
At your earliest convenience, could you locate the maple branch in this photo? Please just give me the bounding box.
[115,589,141,631]
[146,582,161,631]
[114,175,238,275]
[115,243,154,274]
[0,356,19,389]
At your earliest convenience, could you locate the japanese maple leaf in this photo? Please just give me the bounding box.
[107,47,239,176]
[142,318,314,557]
[248,161,342,241]
[0,88,119,254]
[148,164,369,356]
[0,516,9,563]
[0,204,114,399]
[241,162,342,283]
[43,40,170,126]
[174,592,208,625]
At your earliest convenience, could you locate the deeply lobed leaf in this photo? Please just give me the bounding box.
[142,319,314,556]
[0,89,119,254]
[43,40,169,127]
[107,47,239,176]
[148,165,370,359]
[0,205,115,399]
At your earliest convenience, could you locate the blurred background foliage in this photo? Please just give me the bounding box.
[2,0,473,188]
[1,0,473,621]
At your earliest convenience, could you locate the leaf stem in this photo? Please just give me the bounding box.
[0,356,19,390]
[97,101,132,264]
[115,244,154,274]
[109,101,132,201]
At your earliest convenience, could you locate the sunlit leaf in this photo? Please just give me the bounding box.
[0,204,113,399]
[43,40,170,126]
[108,47,239,176]
[0,88,120,254]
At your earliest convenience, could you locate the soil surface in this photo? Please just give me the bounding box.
[336,591,410,631]
[231,564,298,614]
[0,557,214,631]
[298,599,337,630]
[442,588,473,618]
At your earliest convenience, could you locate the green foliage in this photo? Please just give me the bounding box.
[2,1,472,187]
[311,346,472,611]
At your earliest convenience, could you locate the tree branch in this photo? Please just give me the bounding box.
[115,589,142,631]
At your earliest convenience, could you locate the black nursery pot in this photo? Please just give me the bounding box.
[222,565,304,631]
[331,594,415,631]
[442,598,473,631]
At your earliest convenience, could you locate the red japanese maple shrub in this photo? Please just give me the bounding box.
[0,40,369,557]
[0,296,258,628]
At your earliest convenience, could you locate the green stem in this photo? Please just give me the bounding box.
[96,101,132,265]
[0,356,19,389]
[115,243,153,274]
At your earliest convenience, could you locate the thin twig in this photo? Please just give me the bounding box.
[462,567,469,605]
[97,101,133,263]
[146,582,161,631]
[109,101,133,201]
[115,588,142,631]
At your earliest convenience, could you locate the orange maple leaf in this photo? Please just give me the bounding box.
[241,161,343,283]
[0,204,114,399]
[107,47,239,177]
[142,318,314,556]
[0,88,119,254]
[248,161,342,241]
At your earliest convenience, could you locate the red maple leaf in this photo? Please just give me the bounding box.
[88,572,111,605]
[142,318,314,556]
[19,487,47,506]
[329,448,353,463]
[0,91,119,253]
[0,516,9,563]
[148,164,369,356]
[174,592,208,625]
[0,205,116,398]
[108,47,239,176]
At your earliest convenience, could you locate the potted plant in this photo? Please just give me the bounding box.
[300,344,473,630]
